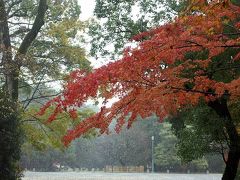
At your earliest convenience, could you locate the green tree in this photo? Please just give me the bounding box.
[1,0,90,105]
[72,118,156,169]
[21,143,78,171]
[89,0,188,59]
[172,104,227,162]
[168,103,228,172]
[22,104,95,150]
[155,122,209,172]
[155,123,181,171]
[0,0,90,177]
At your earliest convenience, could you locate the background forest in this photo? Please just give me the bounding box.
[20,116,224,173]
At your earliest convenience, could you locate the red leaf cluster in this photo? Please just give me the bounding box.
[39,0,240,146]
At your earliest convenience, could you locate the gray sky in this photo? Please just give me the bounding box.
[78,0,111,68]
[78,0,95,20]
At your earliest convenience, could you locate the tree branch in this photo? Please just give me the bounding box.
[18,79,63,89]
[170,86,216,95]
[8,8,26,19]
[17,0,47,55]
[8,21,33,26]
[9,27,31,38]
[23,73,45,110]
[6,0,22,15]
[21,92,61,103]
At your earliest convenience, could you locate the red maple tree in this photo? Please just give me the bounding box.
[40,1,240,179]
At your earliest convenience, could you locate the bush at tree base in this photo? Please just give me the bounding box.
[0,91,23,180]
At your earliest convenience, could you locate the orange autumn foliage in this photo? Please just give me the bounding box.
[39,0,240,146]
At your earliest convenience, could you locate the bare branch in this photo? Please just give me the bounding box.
[6,0,22,15]
[19,79,63,89]
[8,8,26,19]
[21,92,62,103]
[9,28,31,38]
[23,73,45,110]
[8,21,33,26]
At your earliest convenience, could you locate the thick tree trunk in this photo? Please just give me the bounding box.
[222,147,240,180]
[0,0,48,179]
[208,98,240,180]
[0,0,15,99]
[0,0,48,101]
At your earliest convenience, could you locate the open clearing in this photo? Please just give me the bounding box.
[23,172,221,180]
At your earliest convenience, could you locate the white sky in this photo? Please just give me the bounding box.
[78,0,109,68]
[78,0,95,21]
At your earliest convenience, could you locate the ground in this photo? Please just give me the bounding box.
[23,171,221,180]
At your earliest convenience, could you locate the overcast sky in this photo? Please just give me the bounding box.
[78,0,112,69]
[78,0,95,20]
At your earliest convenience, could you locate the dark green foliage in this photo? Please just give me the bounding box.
[21,145,77,171]
[0,91,23,180]
[154,123,182,171]
[89,0,188,59]
[232,0,240,5]
[208,48,240,83]
[154,122,209,172]
[170,103,227,163]
[236,170,240,180]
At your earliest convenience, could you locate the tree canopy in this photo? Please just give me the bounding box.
[1,0,90,103]
[0,0,91,144]
[41,1,240,179]
[154,122,209,172]
[89,0,188,59]
[0,0,91,177]
[41,0,240,144]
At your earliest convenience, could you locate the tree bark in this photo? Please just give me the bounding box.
[17,0,47,55]
[208,98,240,180]
[0,0,14,98]
[0,0,47,101]
[0,0,48,179]
[222,147,240,180]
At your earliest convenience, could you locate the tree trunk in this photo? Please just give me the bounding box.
[222,146,240,180]
[208,98,240,180]
[0,0,48,179]
[0,0,15,100]
[0,0,48,102]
